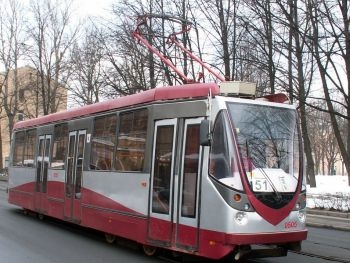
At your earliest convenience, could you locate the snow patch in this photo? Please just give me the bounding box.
[307,175,350,212]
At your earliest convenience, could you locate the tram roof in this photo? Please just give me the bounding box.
[14,82,220,130]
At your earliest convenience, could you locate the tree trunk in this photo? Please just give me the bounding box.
[217,0,230,80]
[341,0,350,185]
[292,0,316,186]
[149,1,156,88]
[300,102,316,186]
[265,0,275,94]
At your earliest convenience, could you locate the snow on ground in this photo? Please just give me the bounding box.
[307,175,350,212]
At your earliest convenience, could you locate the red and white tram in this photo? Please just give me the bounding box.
[8,82,307,261]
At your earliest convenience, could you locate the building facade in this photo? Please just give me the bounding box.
[0,66,67,168]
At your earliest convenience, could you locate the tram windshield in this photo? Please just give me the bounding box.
[227,102,301,195]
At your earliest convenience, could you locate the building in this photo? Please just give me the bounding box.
[0,66,67,168]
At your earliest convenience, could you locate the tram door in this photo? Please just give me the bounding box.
[148,118,202,250]
[64,130,86,222]
[175,118,202,249]
[35,135,51,214]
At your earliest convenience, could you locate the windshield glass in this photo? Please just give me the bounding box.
[227,102,301,194]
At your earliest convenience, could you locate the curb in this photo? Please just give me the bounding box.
[306,221,350,232]
[0,176,8,182]
[306,210,350,231]
[307,208,350,219]
[0,178,8,192]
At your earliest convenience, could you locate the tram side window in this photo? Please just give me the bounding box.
[181,124,200,218]
[13,131,25,166]
[13,130,36,167]
[209,113,230,179]
[24,129,36,167]
[116,109,148,171]
[52,124,68,169]
[90,114,117,170]
[209,111,243,190]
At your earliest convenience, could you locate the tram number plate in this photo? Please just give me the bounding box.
[252,178,270,192]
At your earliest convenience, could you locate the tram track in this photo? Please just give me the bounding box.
[291,250,350,263]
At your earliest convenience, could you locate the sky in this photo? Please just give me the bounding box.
[74,0,115,19]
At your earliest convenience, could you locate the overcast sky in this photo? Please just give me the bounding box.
[74,0,115,19]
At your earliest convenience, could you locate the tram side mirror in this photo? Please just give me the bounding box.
[200,119,211,146]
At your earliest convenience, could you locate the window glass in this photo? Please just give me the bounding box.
[13,130,37,167]
[75,133,85,198]
[66,135,75,197]
[152,125,174,214]
[227,102,300,194]
[90,114,117,170]
[24,129,36,167]
[181,124,200,218]
[116,109,148,171]
[52,124,68,169]
[13,131,26,166]
[35,135,51,192]
[36,138,45,192]
[209,111,243,190]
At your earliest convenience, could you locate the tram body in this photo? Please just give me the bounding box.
[8,82,307,260]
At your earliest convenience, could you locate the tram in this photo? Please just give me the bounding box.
[8,81,307,261]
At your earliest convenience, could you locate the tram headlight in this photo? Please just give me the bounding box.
[234,212,248,225]
[244,203,250,211]
[297,210,306,223]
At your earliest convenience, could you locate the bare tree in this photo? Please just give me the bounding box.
[26,0,79,115]
[68,26,105,105]
[100,0,158,95]
[102,17,155,96]
[240,0,279,94]
[196,0,272,90]
[197,0,235,80]
[273,0,316,187]
[152,0,208,83]
[101,0,207,95]
[306,0,350,185]
[0,0,27,168]
[308,102,341,175]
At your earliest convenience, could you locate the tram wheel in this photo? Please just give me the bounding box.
[142,244,158,256]
[105,233,116,244]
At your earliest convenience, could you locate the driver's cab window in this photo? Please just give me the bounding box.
[209,111,243,190]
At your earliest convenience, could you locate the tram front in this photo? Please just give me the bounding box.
[205,97,307,259]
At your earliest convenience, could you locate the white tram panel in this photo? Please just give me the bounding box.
[83,171,150,215]
[8,167,35,190]
[48,169,65,184]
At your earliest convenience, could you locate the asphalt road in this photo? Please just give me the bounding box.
[0,190,165,263]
